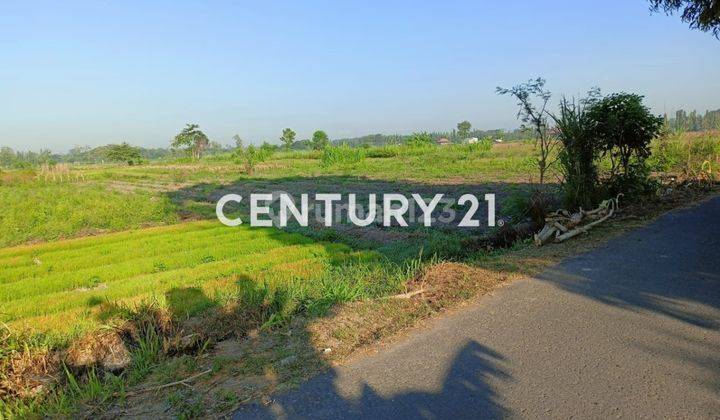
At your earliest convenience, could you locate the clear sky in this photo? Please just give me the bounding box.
[1,0,719,152]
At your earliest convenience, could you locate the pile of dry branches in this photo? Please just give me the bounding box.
[534,194,622,246]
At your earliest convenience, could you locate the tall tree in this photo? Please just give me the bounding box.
[232,134,244,150]
[497,78,558,184]
[105,142,142,165]
[457,120,472,140]
[280,128,296,150]
[171,124,210,160]
[311,130,330,150]
[649,0,720,38]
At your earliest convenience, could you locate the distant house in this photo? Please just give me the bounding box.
[465,137,479,144]
[436,137,451,146]
[494,138,504,143]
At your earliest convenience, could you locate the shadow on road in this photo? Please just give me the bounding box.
[538,196,720,330]
[535,196,720,399]
[235,340,510,419]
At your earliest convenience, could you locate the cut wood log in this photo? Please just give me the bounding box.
[554,207,614,243]
[534,194,621,247]
[534,224,558,246]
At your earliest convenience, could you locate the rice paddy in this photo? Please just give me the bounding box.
[0,220,385,338]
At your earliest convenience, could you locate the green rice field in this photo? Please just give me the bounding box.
[0,220,386,338]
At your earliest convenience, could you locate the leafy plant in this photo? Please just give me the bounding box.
[280,128,296,150]
[233,144,271,174]
[171,124,210,160]
[311,130,330,150]
[457,120,472,139]
[586,93,663,195]
[104,143,142,165]
[649,0,720,38]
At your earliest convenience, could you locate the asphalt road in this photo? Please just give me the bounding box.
[235,196,720,419]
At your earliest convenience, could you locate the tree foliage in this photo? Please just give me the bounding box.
[280,128,296,150]
[457,120,472,140]
[232,134,243,150]
[105,142,142,165]
[587,93,664,179]
[0,147,52,168]
[667,108,720,132]
[311,130,330,150]
[649,0,720,38]
[171,124,210,160]
[551,90,664,207]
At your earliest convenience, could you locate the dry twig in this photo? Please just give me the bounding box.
[122,369,212,396]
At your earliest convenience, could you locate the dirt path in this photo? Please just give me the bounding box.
[235,196,720,418]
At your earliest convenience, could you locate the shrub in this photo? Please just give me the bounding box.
[320,145,365,166]
[234,145,259,174]
[234,144,273,174]
[586,93,663,195]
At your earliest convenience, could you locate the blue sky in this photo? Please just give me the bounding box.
[1,0,719,152]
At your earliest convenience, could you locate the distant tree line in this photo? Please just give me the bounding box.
[665,109,720,132]
[2,105,718,169]
[0,147,54,168]
[332,128,527,148]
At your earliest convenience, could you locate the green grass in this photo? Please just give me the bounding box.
[0,182,177,247]
[0,141,537,248]
[0,220,410,339]
[648,132,720,174]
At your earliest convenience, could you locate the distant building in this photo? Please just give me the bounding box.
[494,138,504,143]
[465,137,479,144]
[436,137,451,146]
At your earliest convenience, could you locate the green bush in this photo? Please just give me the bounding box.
[234,144,274,174]
[587,92,663,196]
